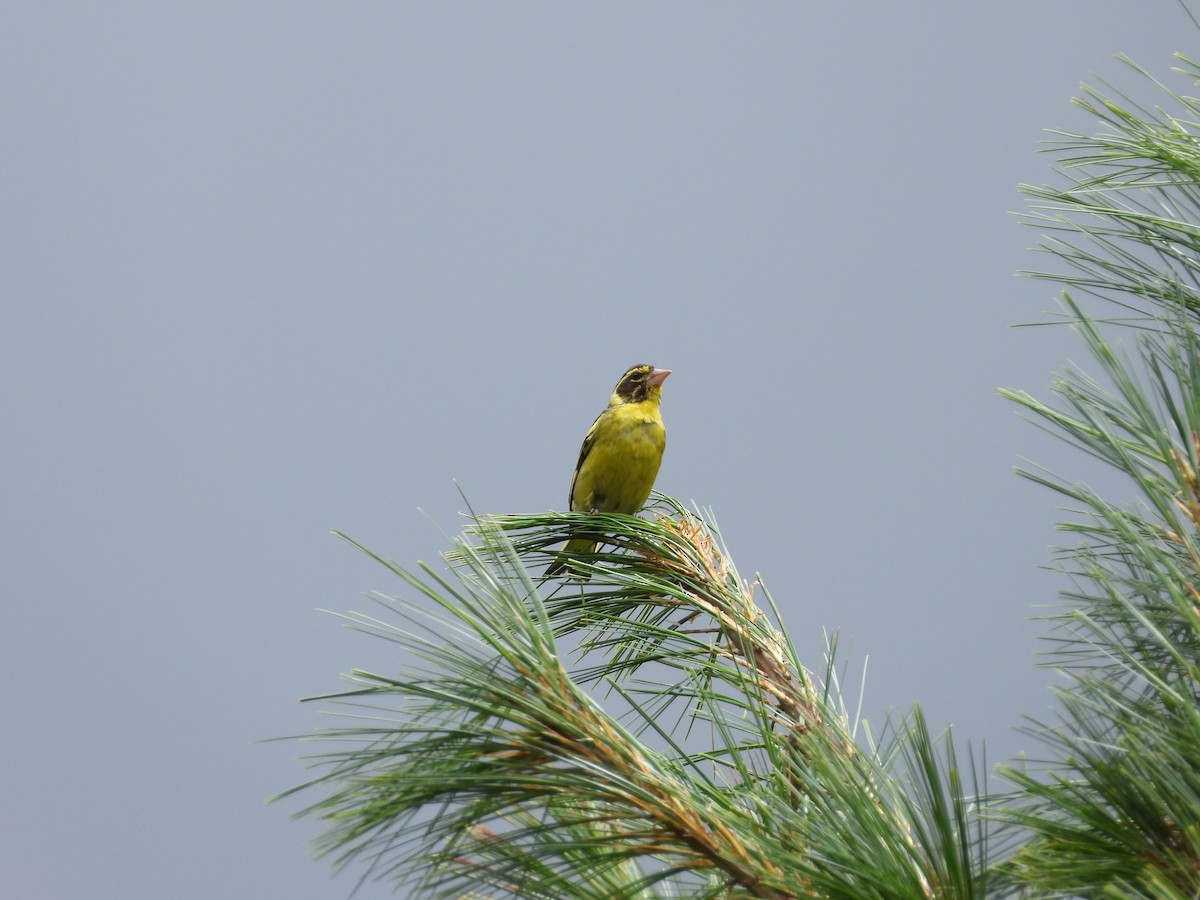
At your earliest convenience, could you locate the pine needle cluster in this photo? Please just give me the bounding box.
[993,53,1200,897]
[277,498,984,898]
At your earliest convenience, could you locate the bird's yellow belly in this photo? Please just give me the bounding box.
[572,418,665,515]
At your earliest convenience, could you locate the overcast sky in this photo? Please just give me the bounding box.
[4,3,1194,897]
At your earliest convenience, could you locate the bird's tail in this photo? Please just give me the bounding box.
[545,536,598,579]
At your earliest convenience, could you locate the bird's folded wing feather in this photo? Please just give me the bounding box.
[567,411,605,511]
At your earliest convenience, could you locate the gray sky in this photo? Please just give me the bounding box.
[4,3,1192,897]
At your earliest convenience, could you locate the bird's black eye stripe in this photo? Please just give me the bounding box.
[614,365,655,400]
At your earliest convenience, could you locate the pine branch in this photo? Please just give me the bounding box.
[274,497,987,898]
[997,49,1200,898]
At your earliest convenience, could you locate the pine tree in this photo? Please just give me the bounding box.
[276,46,1200,900]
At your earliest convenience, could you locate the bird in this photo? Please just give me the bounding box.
[546,363,670,578]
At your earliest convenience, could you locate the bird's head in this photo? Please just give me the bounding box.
[611,364,670,405]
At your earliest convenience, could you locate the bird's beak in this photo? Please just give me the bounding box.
[647,368,671,387]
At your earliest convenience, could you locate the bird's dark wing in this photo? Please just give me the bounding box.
[567,410,605,511]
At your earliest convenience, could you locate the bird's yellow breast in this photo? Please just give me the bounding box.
[570,399,666,515]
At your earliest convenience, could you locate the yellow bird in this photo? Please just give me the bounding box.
[546,364,670,577]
